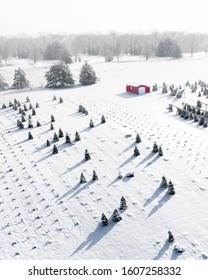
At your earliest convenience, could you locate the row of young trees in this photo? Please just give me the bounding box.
[0,62,97,90]
[1,31,208,64]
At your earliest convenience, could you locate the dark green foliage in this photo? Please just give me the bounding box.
[23,104,27,111]
[32,108,36,116]
[196,100,202,108]
[101,115,106,123]
[28,114,31,120]
[21,109,26,116]
[92,170,98,181]
[119,196,127,211]
[152,83,158,91]
[158,146,163,156]
[17,119,20,127]
[60,46,73,65]
[112,209,122,222]
[80,172,87,184]
[29,103,33,110]
[153,141,158,153]
[19,121,24,129]
[0,73,9,91]
[155,38,182,58]
[36,120,41,127]
[21,115,26,122]
[59,96,63,103]
[45,64,75,88]
[75,131,81,141]
[168,230,174,242]
[89,119,94,128]
[11,68,30,89]
[134,145,140,156]
[79,62,97,85]
[51,114,55,122]
[53,95,57,101]
[2,103,6,109]
[85,149,91,160]
[50,123,54,130]
[28,131,33,140]
[35,102,39,108]
[9,101,13,107]
[46,139,50,146]
[28,120,33,128]
[65,133,71,144]
[43,41,62,60]
[52,144,58,154]
[101,213,108,226]
[78,105,83,112]
[160,176,168,188]
[53,132,59,142]
[135,133,141,143]
[168,180,175,195]
[58,128,64,138]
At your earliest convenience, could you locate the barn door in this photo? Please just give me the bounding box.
[138,87,145,95]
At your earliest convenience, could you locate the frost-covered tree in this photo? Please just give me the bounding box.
[92,170,98,181]
[59,96,63,103]
[75,131,81,141]
[46,139,50,146]
[58,128,64,138]
[158,145,163,156]
[79,62,97,85]
[119,196,127,211]
[89,119,94,128]
[80,172,87,184]
[168,180,175,195]
[53,132,59,142]
[136,133,141,143]
[32,108,36,116]
[45,64,75,88]
[112,209,122,222]
[50,123,54,130]
[101,213,108,226]
[28,120,33,128]
[160,175,168,188]
[153,141,159,153]
[60,46,73,65]
[28,131,33,140]
[168,230,174,242]
[101,115,106,123]
[0,73,9,91]
[52,144,58,154]
[65,133,71,144]
[2,103,6,109]
[51,114,55,122]
[134,145,140,156]
[36,120,41,127]
[11,68,30,89]
[85,149,91,160]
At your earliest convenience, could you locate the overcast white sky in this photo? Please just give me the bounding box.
[0,0,208,36]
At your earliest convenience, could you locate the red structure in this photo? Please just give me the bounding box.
[126,83,150,94]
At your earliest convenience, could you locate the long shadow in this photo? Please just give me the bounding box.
[69,180,94,199]
[146,193,172,219]
[117,155,135,169]
[143,187,165,207]
[58,142,74,151]
[68,112,82,117]
[57,183,80,201]
[121,142,136,154]
[107,177,120,187]
[61,159,86,175]
[153,240,171,260]
[35,151,54,163]
[32,143,48,154]
[136,151,156,167]
[170,248,181,260]
[80,127,91,133]
[144,154,161,168]
[70,222,116,257]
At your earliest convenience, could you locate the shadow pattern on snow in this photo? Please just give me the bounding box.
[61,159,86,175]
[70,222,116,257]
[136,151,156,167]
[146,192,171,219]
[58,181,94,201]
[143,187,165,207]
[153,240,171,260]
[117,155,135,169]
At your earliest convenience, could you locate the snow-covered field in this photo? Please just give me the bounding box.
[1,53,208,260]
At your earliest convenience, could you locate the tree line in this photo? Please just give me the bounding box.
[0,31,208,64]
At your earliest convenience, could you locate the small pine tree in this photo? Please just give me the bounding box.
[153,141,159,153]
[21,115,26,122]
[53,132,59,142]
[29,103,33,110]
[32,108,36,116]
[79,61,97,85]
[19,107,22,114]
[17,119,20,127]
[2,103,6,109]
[75,131,81,141]
[168,180,175,195]
[36,120,41,127]
[46,139,50,146]
[101,213,108,226]
[23,104,28,111]
[53,95,57,101]
[134,145,140,156]
[50,123,54,130]
[119,196,127,211]
[58,128,64,138]
[65,133,71,144]
[112,209,122,222]
[59,96,63,103]
[21,110,26,116]
[78,105,83,112]
[28,120,33,128]
[135,133,141,143]
[51,114,55,122]
[26,96,30,102]
[80,172,87,183]
[35,102,39,108]
[158,146,163,156]
[11,68,30,89]
[28,114,32,120]
[82,106,86,114]
[89,119,94,128]
[9,101,13,107]
[160,176,168,188]
[92,170,98,181]
[85,149,91,160]
[0,73,9,91]
[85,110,88,115]
[52,144,58,154]
[28,131,33,140]
[168,230,174,242]
[101,115,106,123]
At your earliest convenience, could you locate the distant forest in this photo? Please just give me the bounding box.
[0,31,208,64]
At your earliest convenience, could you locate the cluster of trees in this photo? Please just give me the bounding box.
[0,62,97,90]
[0,31,208,64]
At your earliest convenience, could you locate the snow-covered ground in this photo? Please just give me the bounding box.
[0,53,208,260]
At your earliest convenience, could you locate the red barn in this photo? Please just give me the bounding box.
[126,83,150,94]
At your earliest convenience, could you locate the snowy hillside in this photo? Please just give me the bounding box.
[0,54,208,260]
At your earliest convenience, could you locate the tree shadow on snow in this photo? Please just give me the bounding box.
[70,222,116,257]
[146,193,171,219]
[153,240,171,260]
[143,187,165,207]
[143,154,161,168]
[61,159,86,175]
[106,177,120,187]
[136,151,156,167]
[117,92,145,99]
[117,155,135,169]
[120,142,136,154]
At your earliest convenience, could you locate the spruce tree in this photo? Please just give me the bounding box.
[85,149,91,160]
[158,146,163,156]
[28,120,33,128]
[53,95,57,101]
[46,139,50,146]
[2,103,6,109]
[136,133,141,143]
[134,145,140,156]
[9,101,13,107]
[0,73,9,91]
[78,105,83,112]
[35,102,39,108]
[50,123,54,130]
[19,121,24,129]
[21,115,26,122]
[79,62,97,85]
[92,170,98,181]
[58,128,64,138]
[168,180,175,195]
[168,230,174,242]
[160,176,168,188]
[101,115,106,123]
[75,131,81,141]
[119,196,127,211]
[36,120,41,127]
[53,132,59,142]
[26,96,30,102]
[29,103,33,110]
[59,96,63,103]
[153,141,159,153]
[32,108,36,116]
[51,114,55,122]
[23,104,28,111]
[89,119,94,128]
[65,133,71,144]
[101,213,108,226]
[11,68,30,89]
[17,119,20,127]
[52,144,58,154]
[112,209,122,222]
[28,131,33,140]
[45,64,75,88]
[80,172,87,183]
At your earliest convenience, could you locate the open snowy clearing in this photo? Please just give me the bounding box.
[0,54,208,260]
